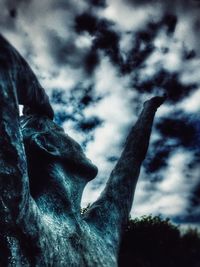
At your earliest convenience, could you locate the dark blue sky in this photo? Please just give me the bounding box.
[0,0,199,227]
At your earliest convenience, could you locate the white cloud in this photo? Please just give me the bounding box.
[82,56,138,205]
[101,0,161,31]
[179,88,200,112]
[145,32,182,73]
[132,150,199,218]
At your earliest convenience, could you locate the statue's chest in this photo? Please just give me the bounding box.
[3,218,118,267]
[54,221,118,267]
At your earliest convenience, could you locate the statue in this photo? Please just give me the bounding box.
[0,34,166,266]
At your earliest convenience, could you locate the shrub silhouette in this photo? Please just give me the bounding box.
[118,215,200,267]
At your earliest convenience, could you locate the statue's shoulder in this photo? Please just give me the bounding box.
[0,34,20,68]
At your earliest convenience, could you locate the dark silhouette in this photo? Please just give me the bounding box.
[0,34,165,266]
[119,215,200,267]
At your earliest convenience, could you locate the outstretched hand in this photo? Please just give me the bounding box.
[143,94,167,109]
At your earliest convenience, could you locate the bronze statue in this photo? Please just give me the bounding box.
[0,34,165,266]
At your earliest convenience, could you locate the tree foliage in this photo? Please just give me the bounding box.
[118,215,200,267]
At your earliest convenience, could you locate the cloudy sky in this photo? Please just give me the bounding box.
[1,0,199,227]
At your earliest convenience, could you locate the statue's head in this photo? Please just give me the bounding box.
[20,116,98,184]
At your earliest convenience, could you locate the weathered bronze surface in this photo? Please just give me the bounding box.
[0,34,165,266]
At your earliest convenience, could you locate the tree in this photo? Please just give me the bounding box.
[119,215,200,267]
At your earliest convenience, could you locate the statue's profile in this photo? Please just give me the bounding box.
[0,34,166,267]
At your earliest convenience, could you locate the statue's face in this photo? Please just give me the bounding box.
[21,116,98,181]
[57,132,98,181]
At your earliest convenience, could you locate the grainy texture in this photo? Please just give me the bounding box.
[0,34,165,267]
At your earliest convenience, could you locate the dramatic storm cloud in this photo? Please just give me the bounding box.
[0,0,199,227]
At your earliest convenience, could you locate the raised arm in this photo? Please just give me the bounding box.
[0,34,53,222]
[85,96,166,239]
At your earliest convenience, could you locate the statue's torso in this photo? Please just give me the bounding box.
[4,213,118,267]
